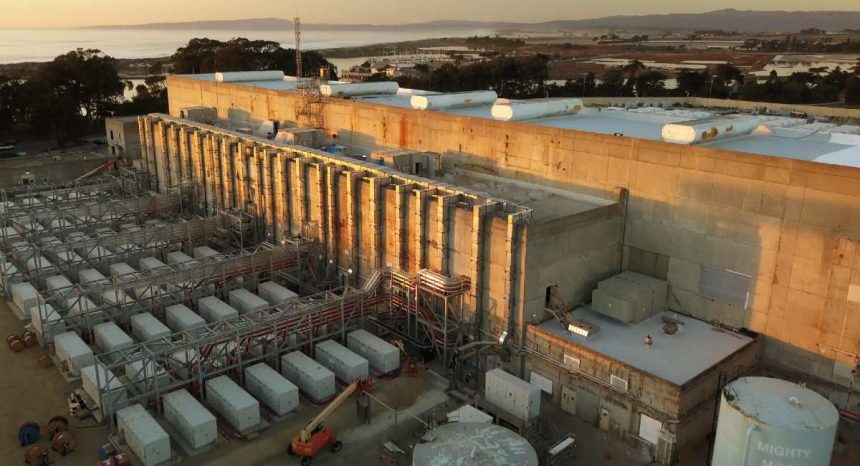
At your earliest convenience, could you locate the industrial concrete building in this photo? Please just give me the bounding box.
[106,116,143,159]
[137,72,860,457]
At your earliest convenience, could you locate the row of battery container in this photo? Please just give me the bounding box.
[0,220,211,293]
[77,330,399,465]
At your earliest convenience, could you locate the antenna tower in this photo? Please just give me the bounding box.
[293,17,324,129]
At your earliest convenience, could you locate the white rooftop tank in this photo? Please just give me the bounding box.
[712,377,839,466]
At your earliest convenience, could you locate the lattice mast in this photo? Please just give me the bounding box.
[293,17,324,129]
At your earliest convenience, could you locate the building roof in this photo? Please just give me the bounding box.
[537,307,754,385]
[178,74,860,169]
[439,170,614,222]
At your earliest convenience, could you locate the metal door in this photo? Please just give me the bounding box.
[576,389,600,424]
[561,386,576,415]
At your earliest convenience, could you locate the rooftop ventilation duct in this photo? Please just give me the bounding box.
[411,90,498,110]
[491,98,583,121]
[214,71,285,83]
[661,115,760,144]
[319,82,399,98]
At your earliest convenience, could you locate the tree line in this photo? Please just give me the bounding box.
[0,38,336,145]
[391,56,860,105]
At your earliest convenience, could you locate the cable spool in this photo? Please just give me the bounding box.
[22,330,38,347]
[37,355,53,368]
[18,422,40,446]
[23,444,49,465]
[7,334,24,352]
[48,415,69,436]
[51,430,76,456]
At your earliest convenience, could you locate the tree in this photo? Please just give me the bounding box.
[846,77,860,105]
[172,38,336,78]
[34,49,126,126]
[0,75,29,135]
[677,70,707,96]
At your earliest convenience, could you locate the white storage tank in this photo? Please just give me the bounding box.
[412,422,539,466]
[314,340,369,383]
[162,389,217,450]
[244,363,299,416]
[197,296,239,323]
[30,303,65,339]
[116,404,171,466]
[491,98,583,121]
[130,313,171,341]
[54,331,94,376]
[165,304,206,332]
[10,282,40,314]
[93,321,134,356]
[662,115,760,145]
[410,90,498,110]
[347,329,400,374]
[712,377,839,466]
[81,363,126,413]
[484,368,540,422]
[281,351,336,402]
[228,288,269,314]
[257,281,298,305]
[205,375,260,432]
[320,81,399,97]
[215,70,284,82]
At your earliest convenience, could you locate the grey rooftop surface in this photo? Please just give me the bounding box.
[537,307,754,385]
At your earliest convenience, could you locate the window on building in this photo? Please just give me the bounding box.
[109,130,114,140]
[563,354,581,371]
[700,267,750,308]
[610,375,628,392]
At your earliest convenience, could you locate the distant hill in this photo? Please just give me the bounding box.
[83,17,521,32]
[83,9,860,33]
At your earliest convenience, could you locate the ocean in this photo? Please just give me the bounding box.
[0,28,488,64]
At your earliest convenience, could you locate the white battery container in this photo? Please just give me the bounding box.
[244,363,299,415]
[347,329,400,374]
[93,321,134,355]
[315,340,369,383]
[228,288,269,314]
[281,351,335,401]
[81,363,127,413]
[54,331,94,376]
[130,313,171,341]
[162,389,217,449]
[116,404,171,466]
[257,281,298,305]
[205,376,260,432]
[165,304,206,332]
[197,296,239,323]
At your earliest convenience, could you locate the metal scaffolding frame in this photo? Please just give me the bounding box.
[1,216,217,294]
[38,242,310,339]
[87,266,470,426]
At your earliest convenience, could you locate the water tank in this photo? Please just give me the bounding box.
[661,115,760,144]
[712,377,838,466]
[491,98,583,121]
[413,422,538,466]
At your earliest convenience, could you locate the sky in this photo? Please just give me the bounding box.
[0,0,858,28]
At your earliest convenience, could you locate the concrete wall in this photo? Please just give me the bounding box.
[165,76,860,400]
[525,325,762,450]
